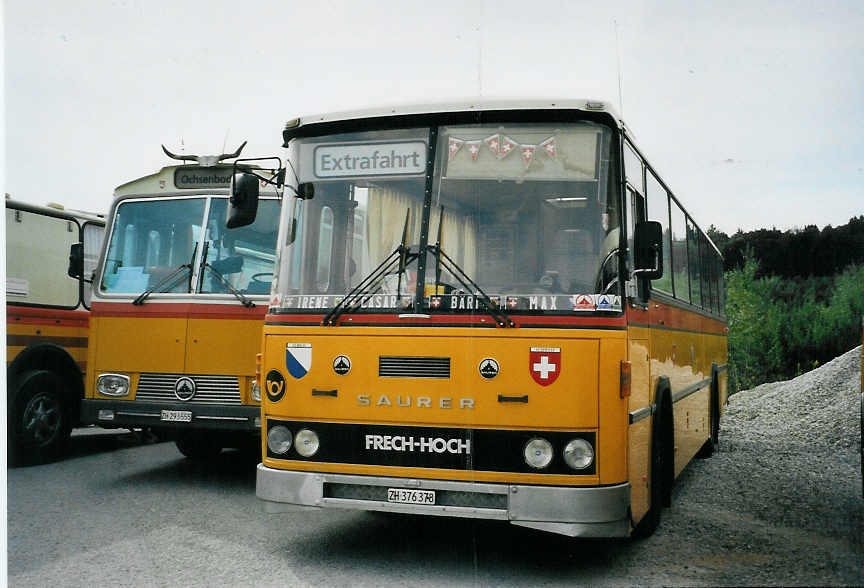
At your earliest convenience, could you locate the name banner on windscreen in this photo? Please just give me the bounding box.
[312,142,427,178]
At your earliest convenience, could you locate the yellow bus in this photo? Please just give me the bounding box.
[233,100,728,537]
[6,197,105,465]
[77,145,281,459]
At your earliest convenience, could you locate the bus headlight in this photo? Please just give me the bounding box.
[97,373,130,397]
[267,425,293,455]
[250,381,261,402]
[523,438,553,469]
[294,429,320,457]
[563,438,594,470]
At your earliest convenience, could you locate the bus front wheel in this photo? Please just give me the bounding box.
[175,432,222,460]
[8,370,71,466]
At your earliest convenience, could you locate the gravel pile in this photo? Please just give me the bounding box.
[649,345,863,586]
[724,345,862,452]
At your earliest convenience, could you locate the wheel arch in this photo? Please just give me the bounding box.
[7,342,84,423]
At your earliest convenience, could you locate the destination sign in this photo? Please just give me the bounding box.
[173,167,233,189]
[313,141,426,178]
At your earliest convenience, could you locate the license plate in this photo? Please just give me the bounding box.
[387,488,435,505]
[160,410,192,422]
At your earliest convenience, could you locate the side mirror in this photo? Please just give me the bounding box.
[227,172,260,229]
[296,182,315,200]
[68,243,84,279]
[633,221,664,281]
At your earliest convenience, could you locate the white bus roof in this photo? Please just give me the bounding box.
[284,98,623,134]
[5,197,105,224]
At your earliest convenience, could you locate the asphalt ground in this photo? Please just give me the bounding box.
[6,426,863,587]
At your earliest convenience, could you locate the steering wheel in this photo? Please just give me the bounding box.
[251,273,273,283]
[593,248,620,294]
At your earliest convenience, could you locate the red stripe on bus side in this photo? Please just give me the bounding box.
[91,301,267,320]
[264,312,628,329]
[6,306,90,328]
[627,300,727,335]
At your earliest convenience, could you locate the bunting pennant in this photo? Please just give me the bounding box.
[449,132,559,166]
[540,136,557,159]
[500,136,518,159]
[448,137,464,160]
[484,134,501,158]
[521,144,536,168]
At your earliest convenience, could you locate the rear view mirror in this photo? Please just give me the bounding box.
[68,243,84,279]
[227,173,260,229]
[633,221,664,281]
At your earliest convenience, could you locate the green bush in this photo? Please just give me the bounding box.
[725,257,864,392]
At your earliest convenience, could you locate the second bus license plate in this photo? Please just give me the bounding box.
[161,410,192,422]
[387,488,435,505]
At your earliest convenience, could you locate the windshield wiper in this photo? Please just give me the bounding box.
[132,243,198,306]
[201,259,256,308]
[322,208,416,326]
[426,243,514,328]
[427,207,514,328]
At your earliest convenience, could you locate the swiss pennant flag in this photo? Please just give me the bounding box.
[540,136,556,159]
[529,347,561,386]
[521,144,536,167]
[448,137,464,160]
[485,133,501,157]
[500,135,518,159]
[466,140,482,161]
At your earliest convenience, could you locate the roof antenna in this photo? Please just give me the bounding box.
[614,19,624,117]
[221,128,230,156]
[476,23,482,97]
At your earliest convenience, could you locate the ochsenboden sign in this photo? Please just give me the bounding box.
[173,166,234,189]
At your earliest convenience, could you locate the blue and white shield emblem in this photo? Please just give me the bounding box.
[285,343,312,379]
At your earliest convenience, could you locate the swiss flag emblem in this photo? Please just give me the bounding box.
[529,347,561,386]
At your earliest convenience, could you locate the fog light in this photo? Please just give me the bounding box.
[294,429,320,457]
[563,438,594,470]
[98,409,115,421]
[523,437,553,469]
[267,425,292,455]
[97,373,130,397]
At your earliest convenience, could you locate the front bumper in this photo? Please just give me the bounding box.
[80,399,261,433]
[256,465,631,538]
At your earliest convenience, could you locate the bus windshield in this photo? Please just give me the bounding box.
[277,121,621,314]
[101,196,280,296]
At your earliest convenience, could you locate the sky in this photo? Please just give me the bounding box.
[3,0,863,235]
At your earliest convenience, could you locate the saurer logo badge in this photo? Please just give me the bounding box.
[529,347,561,386]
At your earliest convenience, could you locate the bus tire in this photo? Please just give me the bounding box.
[175,432,222,460]
[697,371,720,459]
[633,385,673,538]
[8,370,72,466]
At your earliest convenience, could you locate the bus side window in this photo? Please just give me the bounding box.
[670,200,690,303]
[646,170,672,295]
[687,217,702,307]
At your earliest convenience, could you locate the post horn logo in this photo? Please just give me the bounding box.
[174,376,197,401]
[265,369,286,402]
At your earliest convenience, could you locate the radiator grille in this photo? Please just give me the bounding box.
[134,373,241,404]
[378,356,450,378]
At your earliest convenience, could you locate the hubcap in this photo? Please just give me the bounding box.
[22,392,61,445]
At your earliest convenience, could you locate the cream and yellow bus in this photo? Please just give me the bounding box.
[6,197,104,465]
[78,145,282,459]
[231,100,727,537]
